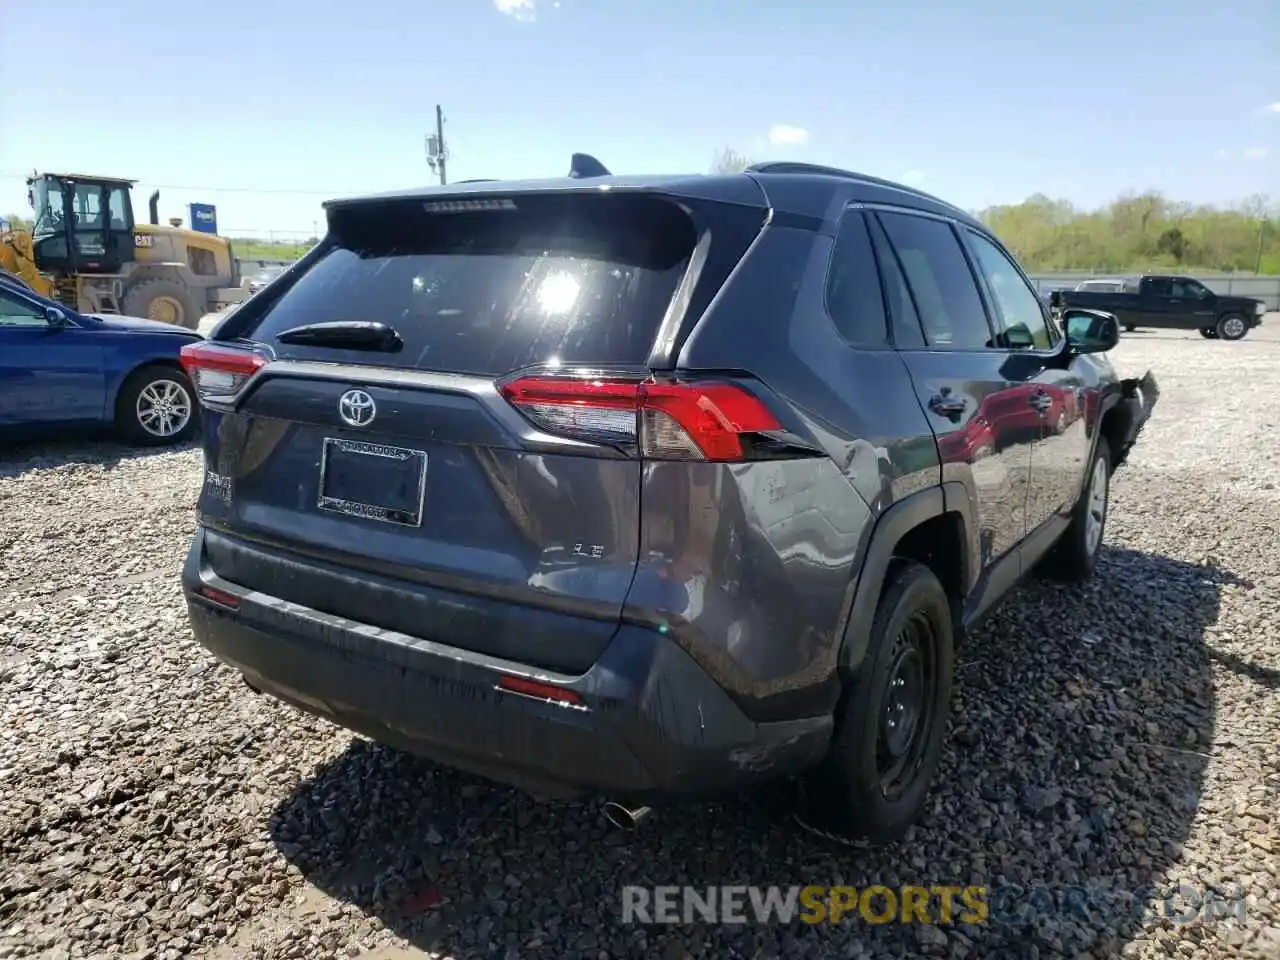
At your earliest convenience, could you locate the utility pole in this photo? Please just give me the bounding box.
[1254,217,1267,275]
[425,105,448,186]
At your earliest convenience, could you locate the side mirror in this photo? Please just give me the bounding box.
[45,306,71,327]
[1000,323,1036,349]
[1063,308,1119,354]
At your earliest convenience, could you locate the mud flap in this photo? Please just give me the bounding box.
[1115,370,1159,467]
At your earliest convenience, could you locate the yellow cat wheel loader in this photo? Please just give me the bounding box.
[0,172,252,328]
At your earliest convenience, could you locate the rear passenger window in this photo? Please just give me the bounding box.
[866,215,925,348]
[876,211,992,350]
[966,231,1055,349]
[825,210,888,346]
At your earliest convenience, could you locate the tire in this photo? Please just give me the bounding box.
[114,365,199,446]
[1216,314,1248,341]
[800,561,954,845]
[1039,441,1112,582]
[121,278,200,329]
[1199,328,1218,339]
[1124,324,1136,333]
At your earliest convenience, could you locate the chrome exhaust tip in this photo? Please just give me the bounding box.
[603,802,652,831]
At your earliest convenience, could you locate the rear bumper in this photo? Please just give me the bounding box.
[182,527,831,803]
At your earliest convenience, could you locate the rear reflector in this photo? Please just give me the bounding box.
[198,585,241,609]
[499,375,781,462]
[179,341,268,405]
[497,674,583,706]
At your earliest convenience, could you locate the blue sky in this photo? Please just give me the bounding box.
[2,0,1276,237]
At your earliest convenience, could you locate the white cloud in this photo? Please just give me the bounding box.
[1218,146,1271,160]
[900,170,925,185]
[495,0,536,20]
[1265,102,1280,114]
[767,125,810,147]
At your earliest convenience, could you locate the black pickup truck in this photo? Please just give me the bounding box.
[1054,275,1267,340]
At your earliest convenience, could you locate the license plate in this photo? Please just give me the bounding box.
[317,438,427,527]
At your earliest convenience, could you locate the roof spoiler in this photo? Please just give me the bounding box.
[568,153,611,179]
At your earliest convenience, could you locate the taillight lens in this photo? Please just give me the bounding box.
[499,375,781,462]
[179,341,268,405]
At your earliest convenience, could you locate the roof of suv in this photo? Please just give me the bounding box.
[322,158,981,231]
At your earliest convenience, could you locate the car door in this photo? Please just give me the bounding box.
[963,229,1090,535]
[1135,276,1182,327]
[869,207,1036,594]
[0,289,105,427]
[1167,277,1218,329]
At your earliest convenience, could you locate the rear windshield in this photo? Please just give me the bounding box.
[241,193,698,376]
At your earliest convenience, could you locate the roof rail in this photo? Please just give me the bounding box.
[745,161,959,211]
[746,161,862,178]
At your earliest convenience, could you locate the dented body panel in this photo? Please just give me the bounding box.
[180,164,1159,805]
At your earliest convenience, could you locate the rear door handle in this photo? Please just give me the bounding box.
[928,393,967,418]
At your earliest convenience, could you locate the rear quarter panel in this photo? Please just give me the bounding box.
[98,330,200,418]
[642,221,939,718]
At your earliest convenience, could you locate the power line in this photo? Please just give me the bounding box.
[0,172,343,196]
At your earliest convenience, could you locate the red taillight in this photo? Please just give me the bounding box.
[179,341,268,404]
[499,375,781,462]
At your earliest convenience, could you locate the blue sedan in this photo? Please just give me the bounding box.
[0,276,203,446]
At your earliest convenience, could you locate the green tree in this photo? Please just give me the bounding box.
[978,192,1278,274]
[710,147,752,174]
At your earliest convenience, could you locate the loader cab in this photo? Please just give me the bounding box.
[28,173,137,277]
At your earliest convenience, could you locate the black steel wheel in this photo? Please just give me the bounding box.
[875,610,942,801]
[800,561,954,845]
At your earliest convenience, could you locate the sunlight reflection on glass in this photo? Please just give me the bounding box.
[537,272,581,315]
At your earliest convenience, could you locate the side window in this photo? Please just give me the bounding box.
[966,231,1055,349]
[825,210,888,346]
[108,187,130,229]
[876,211,992,350]
[1171,278,1209,299]
[1145,277,1173,297]
[865,214,924,349]
[73,186,102,227]
[0,291,49,328]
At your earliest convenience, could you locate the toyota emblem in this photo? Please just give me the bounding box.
[338,389,376,427]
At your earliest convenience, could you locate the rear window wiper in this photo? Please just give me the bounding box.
[274,321,403,352]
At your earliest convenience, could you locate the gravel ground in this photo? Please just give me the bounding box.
[2,323,1278,960]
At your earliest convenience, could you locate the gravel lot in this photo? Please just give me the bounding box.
[2,323,1278,960]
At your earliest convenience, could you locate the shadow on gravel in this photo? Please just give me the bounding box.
[0,433,197,477]
[269,545,1229,960]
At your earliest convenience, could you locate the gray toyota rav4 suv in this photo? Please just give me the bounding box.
[180,158,1157,843]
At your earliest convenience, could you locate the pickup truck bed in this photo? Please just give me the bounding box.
[1058,275,1266,340]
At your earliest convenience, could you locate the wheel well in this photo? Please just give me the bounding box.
[1098,403,1129,467]
[129,358,184,378]
[889,512,966,612]
[113,359,186,405]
